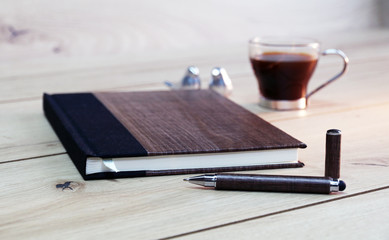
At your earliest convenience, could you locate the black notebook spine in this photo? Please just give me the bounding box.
[43,94,94,179]
[43,93,149,180]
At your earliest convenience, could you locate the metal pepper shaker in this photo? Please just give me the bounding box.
[164,66,201,90]
[180,66,201,90]
[209,67,233,96]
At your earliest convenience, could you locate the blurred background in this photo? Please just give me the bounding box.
[1,0,389,102]
[1,0,388,61]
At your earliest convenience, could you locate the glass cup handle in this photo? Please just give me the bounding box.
[306,49,349,99]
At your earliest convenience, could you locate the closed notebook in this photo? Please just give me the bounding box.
[43,90,306,180]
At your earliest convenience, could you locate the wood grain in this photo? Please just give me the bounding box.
[1,99,389,239]
[95,90,304,155]
[0,4,389,237]
[325,129,341,179]
[2,36,389,164]
[0,0,381,64]
[180,188,389,239]
[215,174,333,194]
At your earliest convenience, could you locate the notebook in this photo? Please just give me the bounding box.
[43,90,306,180]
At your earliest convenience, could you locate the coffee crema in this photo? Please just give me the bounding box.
[250,52,318,100]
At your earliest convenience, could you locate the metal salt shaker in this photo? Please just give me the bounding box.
[164,66,201,90]
[209,67,233,96]
[180,66,201,90]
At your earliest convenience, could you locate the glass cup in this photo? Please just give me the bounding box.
[249,37,349,110]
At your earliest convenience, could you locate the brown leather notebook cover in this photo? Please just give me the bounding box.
[44,90,306,180]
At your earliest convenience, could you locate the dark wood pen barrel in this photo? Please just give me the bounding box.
[215,174,332,194]
[325,129,341,179]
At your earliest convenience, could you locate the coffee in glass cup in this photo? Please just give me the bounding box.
[249,37,348,110]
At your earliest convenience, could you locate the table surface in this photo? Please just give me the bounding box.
[1,29,389,240]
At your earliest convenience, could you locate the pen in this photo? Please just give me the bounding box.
[184,173,346,194]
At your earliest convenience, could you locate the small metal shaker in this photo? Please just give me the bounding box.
[180,66,201,90]
[209,67,233,96]
[164,66,201,90]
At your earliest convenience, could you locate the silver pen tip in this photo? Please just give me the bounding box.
[183,175,217,187]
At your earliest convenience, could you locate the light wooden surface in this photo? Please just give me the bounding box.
[1,2,389,238]
[0,0,381,65]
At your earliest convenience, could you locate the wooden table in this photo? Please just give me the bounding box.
[1,29,389,239]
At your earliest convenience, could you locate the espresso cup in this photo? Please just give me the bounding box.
[249,37,349,110]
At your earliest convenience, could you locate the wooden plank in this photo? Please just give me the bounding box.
[2,50,389,164]
[0,30,388,104]
[0,29,387,90]
[0,4,388,239]
[1,58,389,164]
[1,156,389,239]
[178,188,389,239]
[1,103,389,239]
[0,100,64,163]
[0,1,381,65]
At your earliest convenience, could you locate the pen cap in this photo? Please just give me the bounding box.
[325,129,341,179]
